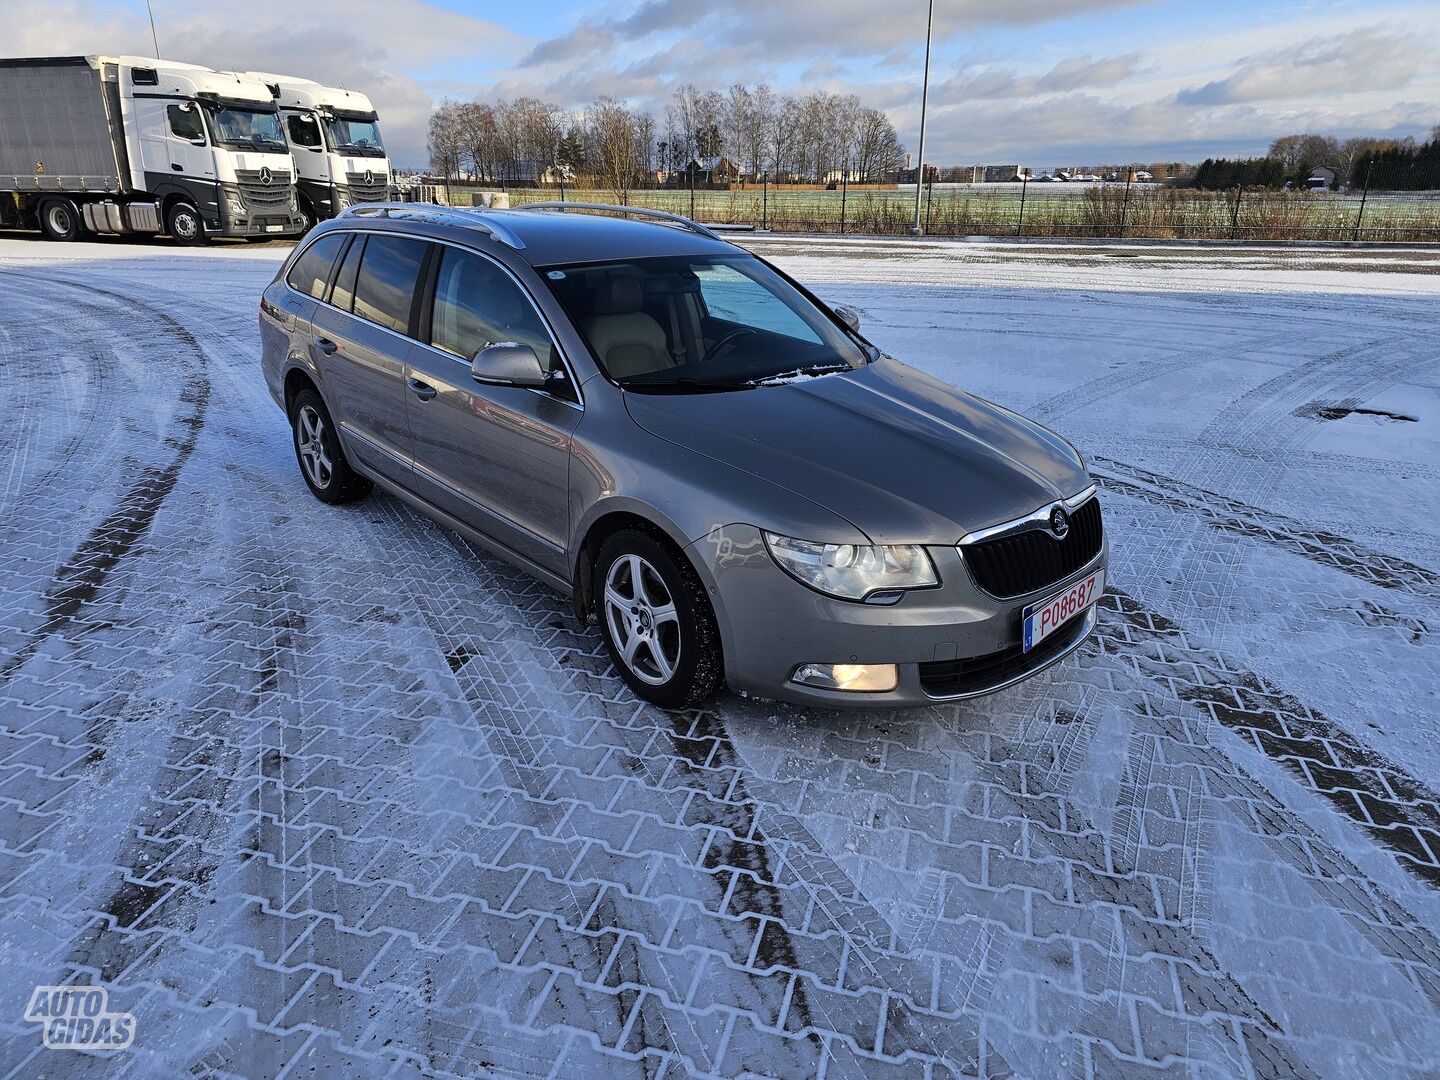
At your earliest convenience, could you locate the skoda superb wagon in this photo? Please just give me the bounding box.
[258,202,1106,708]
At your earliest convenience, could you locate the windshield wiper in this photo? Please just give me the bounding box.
[619,375,757,394]
[751,363,852,386]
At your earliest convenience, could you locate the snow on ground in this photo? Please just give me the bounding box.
[0,231,1438,1078]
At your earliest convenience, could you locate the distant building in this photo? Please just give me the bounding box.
[952,164,1029,183]
[684,156,746,184]
[1306,165,1338,190]
[899,164,942,184]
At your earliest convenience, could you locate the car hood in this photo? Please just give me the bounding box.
[623,357,1090,545]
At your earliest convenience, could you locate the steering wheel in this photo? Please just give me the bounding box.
[699,327,758,365]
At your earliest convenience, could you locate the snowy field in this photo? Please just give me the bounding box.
[0,232,1438,1078]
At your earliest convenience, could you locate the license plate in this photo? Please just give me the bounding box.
[265,225,283,233]
[1023,569,1104,653]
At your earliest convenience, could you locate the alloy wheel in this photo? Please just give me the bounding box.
[296,404,333,490]
[603,553,682,686]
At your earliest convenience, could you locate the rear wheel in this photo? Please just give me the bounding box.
[38,199,82,242]
[290,388,371,504]
[594,530,723,708]
[166,201,207,246]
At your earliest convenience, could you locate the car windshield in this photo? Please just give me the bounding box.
[543,254,870,392]
[323,117,385,157]
[207,106,287,152]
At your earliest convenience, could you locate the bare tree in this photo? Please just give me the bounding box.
[443,82,908,191]
[427,100,465,181]
[588,97,643,201]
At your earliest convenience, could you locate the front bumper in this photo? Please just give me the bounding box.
[691,524,1107,708]
[210,185,307,238]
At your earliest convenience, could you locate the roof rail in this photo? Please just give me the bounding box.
[517,201,725,242]
[335,202,525,250]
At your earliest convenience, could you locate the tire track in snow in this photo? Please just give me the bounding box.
[0,275,211,685]
[1090,460,1440,603]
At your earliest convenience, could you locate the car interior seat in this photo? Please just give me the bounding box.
[583,276,673,379]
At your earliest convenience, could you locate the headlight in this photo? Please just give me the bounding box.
[763,532,937,602]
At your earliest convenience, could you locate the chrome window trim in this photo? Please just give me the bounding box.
[283,227,584,411]
[955,483,1097,547]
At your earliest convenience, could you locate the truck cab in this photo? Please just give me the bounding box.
[0,55,306,243]
[120,58,307,240]
[238,73,391,229]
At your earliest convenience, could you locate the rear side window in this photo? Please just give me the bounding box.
[285,233,347,300]
[167,103,205,142]
[331,234,364,311]
[131,67,158,86]
[353,235,427,334]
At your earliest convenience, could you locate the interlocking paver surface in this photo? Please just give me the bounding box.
[0,235,1437,1078]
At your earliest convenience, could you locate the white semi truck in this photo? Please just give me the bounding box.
[0,56,306,243]
[238,73,392,229]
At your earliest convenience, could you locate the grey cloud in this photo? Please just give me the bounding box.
[1042,52,1141,90]
[1177,26,1421,105]
[521,0,1151,70]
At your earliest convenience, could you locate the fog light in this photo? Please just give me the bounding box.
[792,662,898,693]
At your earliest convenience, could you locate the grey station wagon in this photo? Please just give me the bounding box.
[259,202,1106,708]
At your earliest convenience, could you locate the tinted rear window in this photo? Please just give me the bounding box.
[353,235,427,334]
[284,233,347,300]
[331,234,364,312]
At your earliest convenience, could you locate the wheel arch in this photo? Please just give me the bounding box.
[282,364,322,419]
[570,502,703,622]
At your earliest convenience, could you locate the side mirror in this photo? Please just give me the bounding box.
[471,342,547,388]
[834,305,861,334]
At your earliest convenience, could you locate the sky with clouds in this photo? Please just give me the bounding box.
[2,0,1436,168]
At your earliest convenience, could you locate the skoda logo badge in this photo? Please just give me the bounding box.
[259,166,273,185]
[1049,505,1070,538]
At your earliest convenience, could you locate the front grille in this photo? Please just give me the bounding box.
[961,496,1103,599]
[234,169,293,211]
[918,606,1093,697]
[345,171,390,202]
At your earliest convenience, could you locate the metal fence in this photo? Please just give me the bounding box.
[420,159,1440,242]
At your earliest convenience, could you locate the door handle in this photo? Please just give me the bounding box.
[171,163,182,171]
[407,378,438,402]
[315,338,339,355]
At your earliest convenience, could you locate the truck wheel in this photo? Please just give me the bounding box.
[38,199,83,242]
[298,200,318,233]
[166,202,207,246]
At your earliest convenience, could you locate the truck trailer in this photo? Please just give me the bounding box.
[238,72,392,229]
[0,56,307,243]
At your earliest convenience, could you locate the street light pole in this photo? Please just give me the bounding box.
[910,0,934,236]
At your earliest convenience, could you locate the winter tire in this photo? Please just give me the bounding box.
[595,529,723,708]
[291,387,372,504]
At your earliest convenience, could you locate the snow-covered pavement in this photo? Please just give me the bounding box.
[1,233,1437,1078]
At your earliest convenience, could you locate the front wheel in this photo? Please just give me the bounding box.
[594,530,723,708]
[166,201,207,246]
